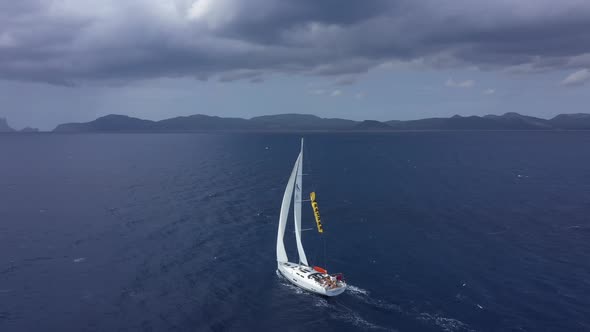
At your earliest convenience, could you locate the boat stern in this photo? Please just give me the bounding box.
[325,284,347,297]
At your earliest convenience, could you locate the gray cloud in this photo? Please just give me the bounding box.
[330,89,342,97]
[333,75,360,86]
[560,68,590,87]
[445,78,474,88]
[2,0,590,85]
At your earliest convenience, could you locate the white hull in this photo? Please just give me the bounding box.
[277,262,346,297]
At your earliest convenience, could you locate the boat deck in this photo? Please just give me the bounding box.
[280,262,346,290]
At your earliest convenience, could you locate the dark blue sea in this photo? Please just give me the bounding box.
[1,132,589,331]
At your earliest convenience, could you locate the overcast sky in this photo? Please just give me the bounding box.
[2,0,590,130]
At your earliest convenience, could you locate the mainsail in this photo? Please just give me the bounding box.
[293,139,309,266]
[276,152,300,263]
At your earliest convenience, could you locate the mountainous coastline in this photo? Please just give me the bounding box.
[0,118,15,132]
[52,112,590,132]
[0,118,39,133]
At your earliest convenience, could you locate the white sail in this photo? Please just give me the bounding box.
[293,139,309,266]
[276,153,301,263]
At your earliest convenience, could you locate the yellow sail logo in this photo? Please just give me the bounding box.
[310,192,324,233]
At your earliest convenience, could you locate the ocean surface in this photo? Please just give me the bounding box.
[1,132,589,332]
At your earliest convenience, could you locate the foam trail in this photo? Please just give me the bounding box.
[277,279,472,331]
[347,285,370,296]
[276,276,391,331]
[346,284,474,331]
[346,284,402,313]
[332,309,390,331]
[329,300,395,331]
[417,313,476,332]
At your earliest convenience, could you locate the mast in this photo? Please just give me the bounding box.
[293,138,309,266]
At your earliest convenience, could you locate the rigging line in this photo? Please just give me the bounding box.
[293,228,314,233]
[303,137,324,269]
[323,234,327,269]
[311,146,326,269]
[303,136,315,184]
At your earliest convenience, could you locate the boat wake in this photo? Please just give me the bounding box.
[277,274,474,331]
[417,312,475,332]
[317,297,395,331]
[345,284,475,332]
[346,285,402,313]
[276,272,391,330]
[347,285,370,296]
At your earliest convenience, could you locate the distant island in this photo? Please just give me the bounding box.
[0,118,39,133]
[4,113,590,133]
[52,112,590,132]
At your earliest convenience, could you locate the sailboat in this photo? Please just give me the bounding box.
[276,138,347,296]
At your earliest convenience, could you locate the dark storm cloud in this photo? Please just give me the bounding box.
[1,0,590,85]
